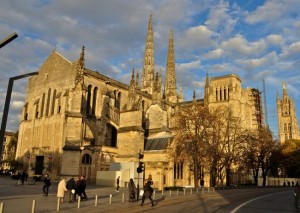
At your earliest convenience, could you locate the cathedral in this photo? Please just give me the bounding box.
[276,81,300,143]
[15,15,263,189]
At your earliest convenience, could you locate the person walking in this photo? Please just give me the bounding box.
[81,175,88,200]
[21,171,26,185]
[57,177,68,203]
[140,179,154,207]
[66,176,76,202]
[42,174,51,196]
[116,176,120,192]
[128,178,137,202]
[75,176,84,200]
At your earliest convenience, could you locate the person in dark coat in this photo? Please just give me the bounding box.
[42,174,51,196]
[81,175,88,200]
[128,178,136,202]
[66,177,76,202]
[75,176,84,200]
[21,171,26,185]
[116,176,120,192]
[140,179,154,207]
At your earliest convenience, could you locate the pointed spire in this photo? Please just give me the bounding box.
[165,29,177,102]
[79,46,85,69]
[130,68,135,87]
[193,90,196,102]
[135,72,139,87]
[75,46,85,86]
[141,14,155,94]
[205,72,209,88]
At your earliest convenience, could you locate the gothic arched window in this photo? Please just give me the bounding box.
[82,154,92,164]
[51,89,56,115]
[41,93,45,117]
[86,85,92,114]
[92,87,98,115]
[46,88,51,116]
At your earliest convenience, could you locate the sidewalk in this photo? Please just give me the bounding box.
[0,177,204,213]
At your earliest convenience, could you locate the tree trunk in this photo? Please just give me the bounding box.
[194,163,199,188]
[226,167,231,186]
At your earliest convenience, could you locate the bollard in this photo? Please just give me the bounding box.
[95,195,98,206]
[31,200,36,213]
[77,196,81,208]
[196,188,198,194]
[109,194,112,205]
[122,193,125,202]
[169,190,172,197]
[184,188,186,195]
[202,187,204,193]
[162,189,164,196]
[153,191,156,199]
[57,198,60,212]
[208,187,210,193]
[0,203,4,213]
[190,188,192,195]
[177,189,178,196]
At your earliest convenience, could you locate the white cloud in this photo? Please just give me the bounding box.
[237,51,278,70]
[280,41,300,59]
[266,34,284,46]
[245,1,284,24]
[220,35,266,57]
[204,49,224,59]
[12,101,24,109]
[177,25,217,50]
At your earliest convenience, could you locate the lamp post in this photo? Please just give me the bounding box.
[0,72,38,160]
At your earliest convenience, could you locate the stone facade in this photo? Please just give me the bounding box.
[16,15,262,189]
[276,81,300,143]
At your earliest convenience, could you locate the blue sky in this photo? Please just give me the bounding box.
[0,0,300,139]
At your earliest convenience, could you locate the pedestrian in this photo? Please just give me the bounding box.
[140,179,155,207]
[75,176,84,200]
[81,175,88,200]
[128,178,137,202]
[57,177,68,203]
[295,184,300,210]
[66,176,76,202]
[21,171,26,185]
[43,174,51,196]
[116,176,120,192]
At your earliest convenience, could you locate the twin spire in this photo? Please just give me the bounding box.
[141,14,178,103]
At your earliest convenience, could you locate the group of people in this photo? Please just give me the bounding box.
[57,175,88,203]
[43,174,88,203]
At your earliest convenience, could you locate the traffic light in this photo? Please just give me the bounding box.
[138,153,144,159]
[137,162,144,173]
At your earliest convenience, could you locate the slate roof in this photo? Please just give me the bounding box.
[144,137,173,151]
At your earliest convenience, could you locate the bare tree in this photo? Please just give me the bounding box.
[168,103,214,187]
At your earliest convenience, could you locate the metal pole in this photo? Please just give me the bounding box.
[0,72,38,160]
[0,33,18,49]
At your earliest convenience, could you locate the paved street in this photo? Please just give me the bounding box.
[0,176,296,213]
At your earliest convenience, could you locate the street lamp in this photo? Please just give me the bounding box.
[0,33,18,49]
[0,72,38,160]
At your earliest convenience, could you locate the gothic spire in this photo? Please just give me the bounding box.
[75,46,85,86]
[141,14,155,94]
[165,29,177,103]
